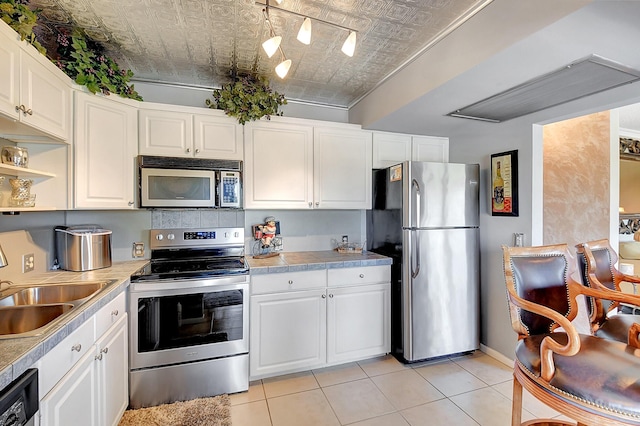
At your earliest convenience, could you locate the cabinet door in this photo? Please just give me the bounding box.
[250,289,326,378]
[244,121,313,209]
[327,283,390,364]
[139,109,193,157]
[314,127,372,209]
[0,30,19,121]
[411,136,449,162]
[97,314,128,426]
[19,51,70,141]
[40,349,99,426]
[74,92,138,209]
[194,112,243,160]
[372,132,411,169]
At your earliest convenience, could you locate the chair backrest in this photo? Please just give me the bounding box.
[575,239,618,327]
[502,244,580,338]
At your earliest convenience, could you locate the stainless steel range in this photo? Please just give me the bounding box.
[128,227,249,409]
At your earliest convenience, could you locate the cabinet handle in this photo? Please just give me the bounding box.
[112,309,119,316]
[101,347,109,354]
[321,294,326,299]
[71,344,82,352]
[329,293,334,298]
[288,280,293,285]
[186,148,191,153]
[95,353,103,361]
[359,274,364,278]
[128,201,134,206]
[24,108,33,116]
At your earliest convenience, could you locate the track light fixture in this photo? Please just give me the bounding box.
[258,0,357,79]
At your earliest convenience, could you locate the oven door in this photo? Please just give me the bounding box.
[129,276,249,370]
[140,168,216,208]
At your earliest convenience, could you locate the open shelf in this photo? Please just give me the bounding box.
[0,163,56,178]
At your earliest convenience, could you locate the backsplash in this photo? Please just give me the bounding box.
[150,209,245,229]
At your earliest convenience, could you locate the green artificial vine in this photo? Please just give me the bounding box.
[206,75,287,125]
[54,30,142,100]
[0,0,45,54]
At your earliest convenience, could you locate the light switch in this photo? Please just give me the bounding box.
[514,233,525,247]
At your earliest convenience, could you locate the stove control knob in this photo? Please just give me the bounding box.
[156,234,164,241]
[225,232,229,238]
[167,233,175,240]
[234,232,239,238]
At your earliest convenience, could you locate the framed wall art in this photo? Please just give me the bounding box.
[491,150,518,216]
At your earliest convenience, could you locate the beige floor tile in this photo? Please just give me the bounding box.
[358,354,408,377]
[492,379,562,419]
[371,369,444,410]
[230,380,266,406]
[313,361,367,387]
[400,398,479,426]
[449,387,514,426]
[349,412,410,426]
[452,353,513,385]
[231,400,272,426]
[268,389,340,426]
[323,378,396,424]
[262,371,319,398]
[414,359,488,396]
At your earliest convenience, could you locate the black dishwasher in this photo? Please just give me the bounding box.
[0,369,38,426]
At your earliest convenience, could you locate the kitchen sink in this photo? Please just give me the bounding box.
[0,282,109,307]
[0,304,74,336]
[0,280,115,338]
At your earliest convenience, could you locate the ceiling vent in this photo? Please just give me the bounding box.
[447,55,640,123]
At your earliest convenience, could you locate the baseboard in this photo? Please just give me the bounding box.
[479,344,513,367]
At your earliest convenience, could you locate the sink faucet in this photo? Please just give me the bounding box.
[0,244,11,291]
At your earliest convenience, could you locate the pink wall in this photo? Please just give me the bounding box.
[543,111,610,247]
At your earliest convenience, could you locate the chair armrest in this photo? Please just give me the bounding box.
[507,291,580,381]
[620,273,640,285]
[579,283,640,307]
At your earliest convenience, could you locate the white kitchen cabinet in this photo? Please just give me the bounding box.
[243,119,372,209]
[139,105,243,160]
[74,91,138,209]
[250,265,390,379]
[38,291,128,426]
[372,131,449,168]
[0,22,71,142]
[244,120,314,209]
[313,127,372,210]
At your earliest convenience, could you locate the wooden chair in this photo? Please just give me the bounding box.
[575,239,640,345]
[502,243,640,426]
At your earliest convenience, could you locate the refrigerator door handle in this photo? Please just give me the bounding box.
[411,229,420,278]
[411,178,421,228]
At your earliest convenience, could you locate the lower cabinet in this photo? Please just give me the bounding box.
[250,266,390,379]
[38,291,128,426]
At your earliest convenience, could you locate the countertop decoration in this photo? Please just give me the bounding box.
[251,216,282,259]
[205,74,287,125]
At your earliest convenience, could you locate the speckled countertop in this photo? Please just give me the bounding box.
[0,260,148,390]
[246,250,392,274]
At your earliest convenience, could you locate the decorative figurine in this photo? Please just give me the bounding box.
[258,216,278,248]
[252,216,281,258]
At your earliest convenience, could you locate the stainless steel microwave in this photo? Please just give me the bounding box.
[138,156,242,208]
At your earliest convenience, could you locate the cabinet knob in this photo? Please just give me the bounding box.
[128,201,134,206]
[288,280,293,285]
[315,202,320,206]
[24,108,33,116]
[71,344,82,352]
[195,149,200,154]
[186,148,191,153]
[95,353,103,361]
[111,309,119,316]
[101,347,109,354]
[329,293,334,298]
[308,202,312,208]
[321,294,326,299]
[359,274,364,278]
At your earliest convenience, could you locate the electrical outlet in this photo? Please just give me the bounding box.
[132,242,145,258]
[22,253,34,273]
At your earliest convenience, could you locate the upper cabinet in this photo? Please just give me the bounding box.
[244,119,372,210]
[138,104,243,160]
[74,91,138,209]
[0,22,71,142]
[372,131,449,169]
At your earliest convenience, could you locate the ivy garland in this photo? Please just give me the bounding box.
[0,0,45,54]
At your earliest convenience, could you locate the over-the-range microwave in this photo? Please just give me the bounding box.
[138,155,242,208]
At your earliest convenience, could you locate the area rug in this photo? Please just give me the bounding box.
[118,394,231,426]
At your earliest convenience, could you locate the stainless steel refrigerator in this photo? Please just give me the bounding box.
[367,161,480,363]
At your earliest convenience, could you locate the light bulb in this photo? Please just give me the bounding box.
[297,17,312,45]
[341,31,357,57]
[262,35,282,58]
[275,59,292,78]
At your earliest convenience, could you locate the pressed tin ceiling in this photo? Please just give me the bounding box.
[29,0,491,107]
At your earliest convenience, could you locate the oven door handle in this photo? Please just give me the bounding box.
[130,275,249,293]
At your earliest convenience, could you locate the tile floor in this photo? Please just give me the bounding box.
[229,351,574,426]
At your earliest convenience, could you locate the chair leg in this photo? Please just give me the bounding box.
[512,376,523,426]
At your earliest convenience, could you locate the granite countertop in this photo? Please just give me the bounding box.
[246,250,392,274]
[0,260,148,390]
